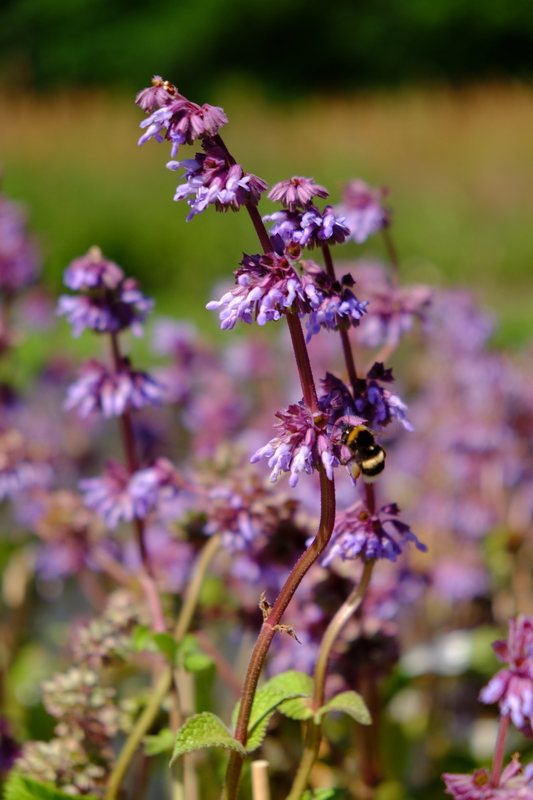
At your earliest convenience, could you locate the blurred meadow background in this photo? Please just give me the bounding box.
[1,0,533,347]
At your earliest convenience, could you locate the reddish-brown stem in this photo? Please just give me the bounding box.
[365,483,376,515]
[492,714,510,787]
[246,204,319,413]
[223,468,336,800]
[109,333,166,633]
[381,227,400,287]
[321,244,359,392]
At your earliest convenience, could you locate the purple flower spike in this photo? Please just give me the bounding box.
[335,179,390,244]
[264,206,349,250]
[302,262,368,340]
[207,248,322,331]
[322,501,425,565]
[353,362,413,431]
[479,615,533,735]
[267,177,329,212]
[167,145,267,219]
[63,246,124,291]
[0,193,41,294]
[80,458,181,528]
[80,461,137,529]
[136,77,228,155]
[251,402,339,486]
[57,251,154,339]
[443,756,533,799]
[64,358,164,418]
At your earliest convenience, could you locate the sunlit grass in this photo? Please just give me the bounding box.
[1,82,533,342]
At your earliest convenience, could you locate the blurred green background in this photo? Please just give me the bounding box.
[1,0,533,344]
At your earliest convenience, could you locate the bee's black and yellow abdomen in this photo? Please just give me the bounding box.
[341,423,386,483]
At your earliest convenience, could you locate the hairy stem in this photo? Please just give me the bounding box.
[105,534,221,800]
[492,714,510,787]
[222,469,336,800]
[286,560,375,800]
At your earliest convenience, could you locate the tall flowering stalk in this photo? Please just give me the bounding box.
[58,245,168,632]
[135,76,423,800]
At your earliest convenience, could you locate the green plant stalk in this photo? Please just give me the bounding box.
[105,533,222,800]
[285,559,375,800]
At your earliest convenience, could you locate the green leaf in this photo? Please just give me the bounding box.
[301,789,345,800]
[278,696,314,721]
[170,712,246,765]
[152,633,179,662]
[232,670,314,732]
[316,691,371,725]
[244,711,275,753]
[132,624,152,652]
[3,772,98,800]
[176,634,214,673]
[261,670,314,696]
[143,727,175,755]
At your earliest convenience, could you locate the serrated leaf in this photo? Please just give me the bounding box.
[301,789,345,800]
[316,691,371,725]
[244,711,275,753]
[143,727,175,755]
[170,712,246,764]
[278,696,314,721]
[262,670,314,696]
[232,670,314,732]
[152,633,178,662]
[176,634,214,673]
[3,772,98,800]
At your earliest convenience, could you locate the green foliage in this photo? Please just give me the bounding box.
[170,712,246,764]
[301,789,345,800]
[2,0,533,97]
[131,628,212,671]
[278,696,314,721]
[3,773,98,800]
[142,727,175,756]
[316,691,371,726]
[177,634,214,673]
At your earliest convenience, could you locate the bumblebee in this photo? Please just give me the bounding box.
[340,424,386,483]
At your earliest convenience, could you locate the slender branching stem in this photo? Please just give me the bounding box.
[381,227,400,287]
[105,534,222,800]
[492,714,510,787]
[286,560,375,800]
[321,243,359,391]
[109,332,165,632]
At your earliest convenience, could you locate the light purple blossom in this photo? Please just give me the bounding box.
[207,248,322,331]
[80,458,181,528]
[0,192,40,294]
[63,247,124,291]
[263,206,350,249]
[166,145,267,220]
[353,362,413,431]
[267,177,329,212]
[432,558,489,602]
[251,401,339,487]
[334,179,390,244]
[322,501,426,565]
[302,261,368,340]
[57,277,154,337]
[64,359,164,418]
[443,758,533,800]
[479,615,533,733]
[136,77,228,155]
[349,261,432,349]
[0,429,54,501]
